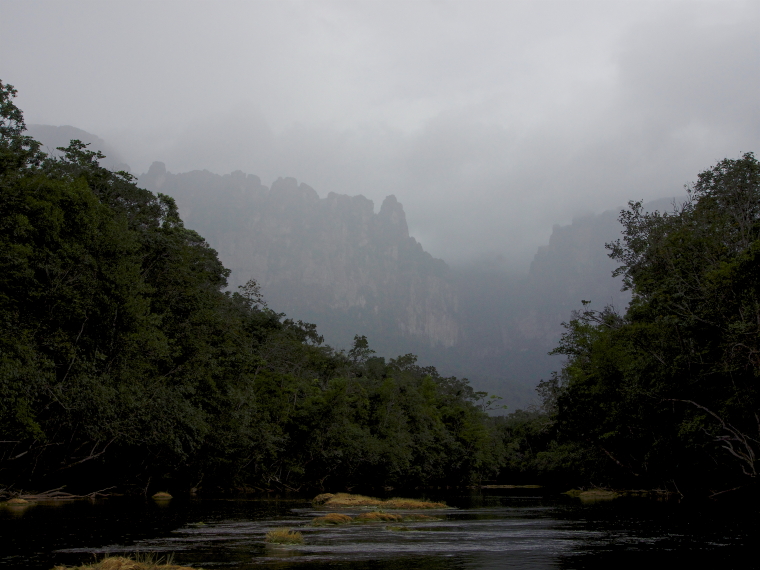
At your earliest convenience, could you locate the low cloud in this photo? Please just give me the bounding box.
[4,0,758,268]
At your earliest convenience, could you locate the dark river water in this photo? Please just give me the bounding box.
[0,489,754,570]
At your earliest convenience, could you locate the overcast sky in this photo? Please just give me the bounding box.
[3,0,758,268]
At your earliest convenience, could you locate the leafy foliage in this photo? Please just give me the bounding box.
[545,153,760,493]
[0,82,503,493]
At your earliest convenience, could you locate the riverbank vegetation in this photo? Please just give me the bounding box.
[0,81,505,495]
[1,81,757,498]
[496,152,760,498]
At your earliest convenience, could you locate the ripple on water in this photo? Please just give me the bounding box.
[3,491,754,570]
[56,507,597,565]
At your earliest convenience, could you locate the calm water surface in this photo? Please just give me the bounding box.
[0,489,753,569]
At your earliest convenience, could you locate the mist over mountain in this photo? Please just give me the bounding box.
[26,124,667,408]
[25,124,130,172]
[139,161,460,353]
[134,159,659,408]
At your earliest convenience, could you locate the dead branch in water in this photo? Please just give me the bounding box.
[15,486,117,500]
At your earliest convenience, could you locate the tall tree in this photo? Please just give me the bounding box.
[550,153,760,493]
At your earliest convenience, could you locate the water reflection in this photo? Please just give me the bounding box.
[0,502,34,518]
[0,490,754,570]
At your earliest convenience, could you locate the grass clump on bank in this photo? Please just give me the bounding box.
[312,493,335,505]
[52,554,197,570]
[313,493,446,509]
[314,493,379,507]
[384,497,446,509]
[265,528,304,544]
[311,513,353,525]
[355,512,402,522]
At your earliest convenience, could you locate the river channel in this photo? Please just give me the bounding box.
[0,488,753,569]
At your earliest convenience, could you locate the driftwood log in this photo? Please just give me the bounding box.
[1,486,116,501]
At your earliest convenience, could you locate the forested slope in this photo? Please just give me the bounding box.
[0,81,503,495]
[532,153,760,495]
[139,162,460,354]
[3,80,757,498]
[135,161,636,408]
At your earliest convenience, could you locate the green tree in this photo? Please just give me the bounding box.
[550,153,760,493]
[1,79,505,494]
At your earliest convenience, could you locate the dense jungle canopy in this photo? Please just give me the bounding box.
[545,151,760,496]
[0,81,505,494]
[1,80,757,497]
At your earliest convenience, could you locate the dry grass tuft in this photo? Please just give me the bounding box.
[311,493,335,505]
[383,498,446,509]
[151,492,172,500]
[311,512,353,525]
[51,554,197,570]
[265,528,304,544]
[384,525,412,532]
[355,511,403,522]
[321,493,382,507]
[315,493,446,510]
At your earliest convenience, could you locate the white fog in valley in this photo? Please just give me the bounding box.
[4,0,758,267]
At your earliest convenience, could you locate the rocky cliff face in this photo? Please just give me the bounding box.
[138,160,669,407]
[137,161,635,400]
[139,162,460,350]
[451,209,630,357]
[520,210,631,343]
[27,125,670,407]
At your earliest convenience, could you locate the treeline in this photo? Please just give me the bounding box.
[503,152,760,497]
[0,82,506,494]
[3,80,757,498]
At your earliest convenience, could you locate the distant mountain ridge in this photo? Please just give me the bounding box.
[29,124,672,407]
[26,124,130,172]
[137,160,644,407]
[140,161,460,351]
